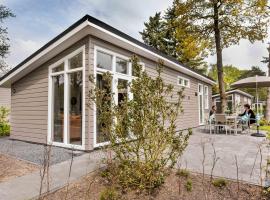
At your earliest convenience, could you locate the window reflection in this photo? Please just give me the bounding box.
[97,51,112,70]
[68,71,83,145]
[52,75,64,142]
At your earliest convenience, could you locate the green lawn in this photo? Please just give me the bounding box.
[252,125,270,132]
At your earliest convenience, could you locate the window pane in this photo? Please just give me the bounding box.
[96,73,112,143]
[68,52,83,70]
[97,51,112,70]
[117,79,128,104]
[52,63,64,73]
[184,79,188,86]
[52,75,64,143]
[68,71,82,145]
[179,78,183,85]
[227,95,232,101]
[116,57,128,74]
[117,78,129,137]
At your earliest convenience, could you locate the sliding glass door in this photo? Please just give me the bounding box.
[49,47,84,149]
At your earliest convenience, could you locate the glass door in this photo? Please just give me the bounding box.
[198,84,204,125]
[49,48,84,148]
[52,74,65,142]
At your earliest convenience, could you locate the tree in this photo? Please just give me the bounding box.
[208,64,242,93]
[0,5,15,75]
[140,0,208,72]
[89,56,190,190]
[262,43,270,120]
[140,12,166,53]
[175,0,269,113]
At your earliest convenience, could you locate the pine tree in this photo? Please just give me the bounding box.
[140,12,166,52]
[140,1,208,72]
[0,5,15,75]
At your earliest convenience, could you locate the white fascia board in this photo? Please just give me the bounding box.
[86,21,215,85]
[0,21,89,86]
[0,20,215,86]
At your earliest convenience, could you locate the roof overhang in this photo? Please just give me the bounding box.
[0,15,216,87]
[212,89,254,99]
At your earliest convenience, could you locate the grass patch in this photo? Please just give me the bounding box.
[176,169,190,178]
[212,178,227,188]
[100,187,119,200]
[252,125,270,132]
[185,179,192,192]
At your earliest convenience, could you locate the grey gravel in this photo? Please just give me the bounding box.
[0,137,84,165]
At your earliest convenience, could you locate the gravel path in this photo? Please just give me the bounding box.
[0,137,84,165]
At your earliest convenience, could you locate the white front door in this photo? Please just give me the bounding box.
[198,84,204,125]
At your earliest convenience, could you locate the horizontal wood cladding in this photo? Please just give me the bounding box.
[11,37,89,146]
[87,37,212,149]
[0,88,10,107]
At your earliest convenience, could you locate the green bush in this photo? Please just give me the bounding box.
[176,169,190,178]
[185,179,192,192]
[212,178,227,188]
[0,106,10,136]
[89,56,190,191]
[99,187,119,200]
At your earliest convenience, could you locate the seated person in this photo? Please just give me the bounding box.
[209,105,216,117]
[238,104,256,125]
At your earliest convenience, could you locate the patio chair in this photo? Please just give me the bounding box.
[204,114,215,134]
[214,114,228,135]
[239,114,251,134]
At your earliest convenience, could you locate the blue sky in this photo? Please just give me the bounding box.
[1,0,269,72]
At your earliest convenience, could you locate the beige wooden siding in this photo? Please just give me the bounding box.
[87,37,212,149]
[11,37,90,145]
[0,87,10,107]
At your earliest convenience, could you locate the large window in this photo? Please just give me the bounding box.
[49,47,84,149]
[94,46,137,146]
[204,86,209,109]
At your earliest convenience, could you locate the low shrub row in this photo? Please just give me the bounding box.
[0,106,10,136]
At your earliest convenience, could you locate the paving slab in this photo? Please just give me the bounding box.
[0,150,106,200]
[180,128,268,185]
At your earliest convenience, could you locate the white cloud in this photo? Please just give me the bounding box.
[3,0,269,74]
[6,38,46,67]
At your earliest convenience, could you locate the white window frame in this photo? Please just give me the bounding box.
[93,46,144,148]
[198,83,204,125]
[204,85,209,109]
[177,76,190,88]
[47,46,85,150]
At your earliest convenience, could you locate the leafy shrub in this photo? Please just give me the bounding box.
[0,106,10,136]
[176,169,190,178]
[259,118,270,126]
[99,187,119,200]
[212,178,227,188]
[185,179,192,192]
[89,57,190,191]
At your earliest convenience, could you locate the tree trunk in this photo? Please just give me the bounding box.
[266,47,270,120]
[214,3,226,113]
[265,88,270,120]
